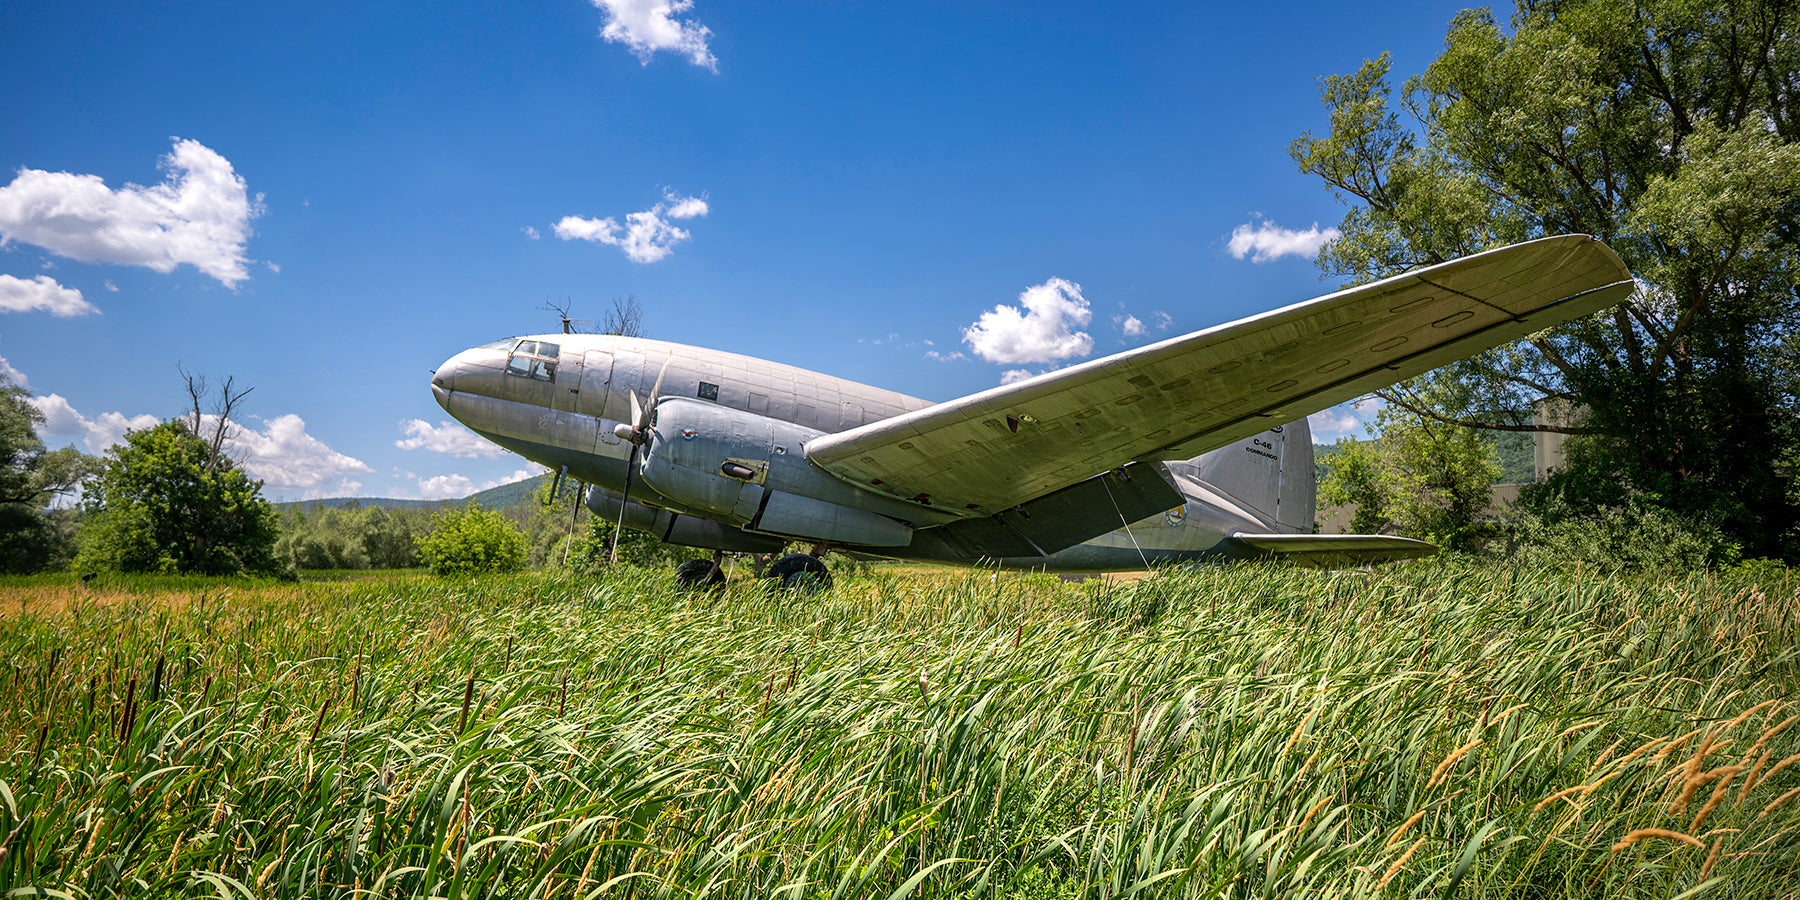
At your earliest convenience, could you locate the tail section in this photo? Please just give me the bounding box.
[1203,416,1438,566]
[1188,417,1315,534]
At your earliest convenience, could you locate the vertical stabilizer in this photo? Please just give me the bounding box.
[1188,417,1315,534]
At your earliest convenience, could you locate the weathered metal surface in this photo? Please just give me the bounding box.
[429,235,1633,571]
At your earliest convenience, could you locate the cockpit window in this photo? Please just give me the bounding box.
[479,338,519,351]
[505,340,560,382]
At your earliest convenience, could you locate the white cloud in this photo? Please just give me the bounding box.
[554,190,709,263]
[962,277,1094,364]
[28,393,161,452]
[1227,220,1339,263]
[590,0,717,71]
[1307,398,1382,443]
[395,418,510,458]
[221,413,372,498]
[265,261,280,274]
[664,195,709,219]
[522,225,540,240]
[0,274,97,316]
[1117,314,1145,337]
[924,350,964,362]
[418,473,475,500]
[0,354,25,387]
[999,369,1035,385]
[28,395,370,498]
[1151,311,1173,330]
[0,138,262,287]
[413,467,542,501]
[492,467,541,488]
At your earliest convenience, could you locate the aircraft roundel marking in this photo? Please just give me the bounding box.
[1165,507,1186,526]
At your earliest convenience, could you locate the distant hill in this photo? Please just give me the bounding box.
[275,474,554,513]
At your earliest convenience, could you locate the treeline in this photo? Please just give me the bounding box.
[271,483,686,573]
[273,504,433,570]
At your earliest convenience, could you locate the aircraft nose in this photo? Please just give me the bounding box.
[431,350,476,407]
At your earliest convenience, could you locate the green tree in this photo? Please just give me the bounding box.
[1319,406,1502,551]
[514,476,594,568]
[418,505,527,575]
[1292,0,1800,560]
[73,420,284,576]
[0,375,100,572]
[354,505,427,569]
[275,503,430,571]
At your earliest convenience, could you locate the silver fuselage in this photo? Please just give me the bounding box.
[432,334,1311,571]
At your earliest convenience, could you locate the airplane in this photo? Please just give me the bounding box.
[429,235,1633,589]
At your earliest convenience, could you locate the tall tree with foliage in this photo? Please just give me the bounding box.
[1319,405,1502,551]
[1292,0,1800,560]
[0,375,100,572]
[74,375,284,576]
[74,420,284,575]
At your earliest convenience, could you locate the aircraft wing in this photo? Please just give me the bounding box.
[804,234,1631,517]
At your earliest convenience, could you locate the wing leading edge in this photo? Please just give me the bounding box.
[805,235,1631,516]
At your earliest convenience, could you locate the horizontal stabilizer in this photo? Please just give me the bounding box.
[1228,532,1436,566]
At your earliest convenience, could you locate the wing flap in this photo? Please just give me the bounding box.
[806,235,1631,515]
[933,461,1183,558]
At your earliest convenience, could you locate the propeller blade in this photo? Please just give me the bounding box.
[612,442,638,565]
[628,389,643,437]
[644,351,674,430]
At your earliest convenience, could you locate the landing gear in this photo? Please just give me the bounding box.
[674,557,725,591]
[765,553,832,593]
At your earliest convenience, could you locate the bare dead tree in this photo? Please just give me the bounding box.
[601,295,645,337]
[179,366,253,472]
[537,295,647,337]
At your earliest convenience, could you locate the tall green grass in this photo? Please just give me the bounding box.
[1,561,1795,898]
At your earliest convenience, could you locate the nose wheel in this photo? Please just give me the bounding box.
[765,553,832,593]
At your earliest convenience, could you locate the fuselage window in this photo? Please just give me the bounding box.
[698,381,719,401]
[506,341,560,382]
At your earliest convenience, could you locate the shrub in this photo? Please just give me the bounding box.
[1495,489,1728,573]
[418,505,527,575]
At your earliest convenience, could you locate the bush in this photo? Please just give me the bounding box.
[1494,488,1729,574]
[418,505,528,576]
[561,517,695,571]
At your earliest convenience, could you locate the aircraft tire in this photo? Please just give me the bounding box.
[766,553,832,594]
[674,558,725,591]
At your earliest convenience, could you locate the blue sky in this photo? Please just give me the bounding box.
[1,0,1471,500]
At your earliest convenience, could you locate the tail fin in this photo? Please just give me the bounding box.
[1188,417,1315,533]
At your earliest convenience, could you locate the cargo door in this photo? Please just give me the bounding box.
[552,346,585,413]
[583,350,618,455]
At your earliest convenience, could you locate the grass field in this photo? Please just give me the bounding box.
[1,561,1797,898]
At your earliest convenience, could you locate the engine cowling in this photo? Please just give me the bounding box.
[584,486,785,553]
[637,397,914,547]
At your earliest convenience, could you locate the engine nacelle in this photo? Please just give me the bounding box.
[584,487,785,553]
[637,397,914,547]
